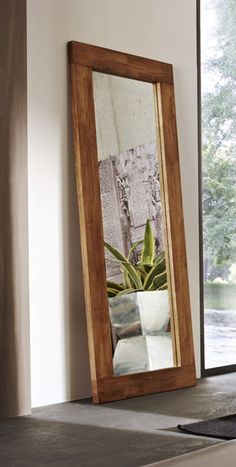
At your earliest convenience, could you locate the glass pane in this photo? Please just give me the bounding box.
[93,71,176,376]
[201,0,236,368]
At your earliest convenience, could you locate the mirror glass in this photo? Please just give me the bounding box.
[93,71,176,376]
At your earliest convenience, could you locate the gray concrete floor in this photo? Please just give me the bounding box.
[0,373,236,466]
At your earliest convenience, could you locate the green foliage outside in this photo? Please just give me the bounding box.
[204,282,236,310]
[202,0,236,281]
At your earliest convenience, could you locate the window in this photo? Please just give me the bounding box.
[200,0,236,372]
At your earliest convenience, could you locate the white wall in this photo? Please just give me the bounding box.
[27,0,199,407]
[93,73,157,158]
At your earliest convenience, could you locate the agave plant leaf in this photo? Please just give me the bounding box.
[135,264,148,282]
[107,281,125,292]
[140,219,155,266]
[155,253,166,274]
[153,251,165,265]
[147,270,167,291]
[136,262,153,275]
[104,221,167,297]
[143,253,166,289]
[127,240,143,262]
[105,258,137,266]
[125,240,144,286]
[115,288,144,298]
[104,241,143,290]
[107,287,119,297]
[122,267,133,289]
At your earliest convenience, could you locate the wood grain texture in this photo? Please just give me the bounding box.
[95,365,196,403]
[68,41,173,84]
[69,42,196,403]
[0,0,31,418]
[156,82,195,368]
[153,87,179,368]
[70,63,113,387]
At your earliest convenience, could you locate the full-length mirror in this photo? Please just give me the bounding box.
[68,41,196,403]
[93,72,175,376]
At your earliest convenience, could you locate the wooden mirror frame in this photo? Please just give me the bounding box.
[68,41,196,403]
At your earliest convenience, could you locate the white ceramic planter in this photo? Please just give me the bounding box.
[137,290,169,334]
[110,290,172,376]
[113,334,174,376]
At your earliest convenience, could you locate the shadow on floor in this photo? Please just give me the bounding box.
[2,373,235,466]
[0,416,221,467]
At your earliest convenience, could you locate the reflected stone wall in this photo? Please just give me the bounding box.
[99,141,164,282]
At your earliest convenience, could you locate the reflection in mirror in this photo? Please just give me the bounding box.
[93,72,176,376]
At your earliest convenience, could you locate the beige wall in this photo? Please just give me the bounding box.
[27,0,199,407]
